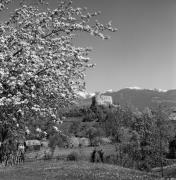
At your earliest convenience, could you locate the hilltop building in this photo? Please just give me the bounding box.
[169,107,176,121]
[92,93,113,106]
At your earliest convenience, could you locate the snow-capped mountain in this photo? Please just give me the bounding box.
[77,88,176,111]
[127,86,143,90]
[105,89,114,93]
[126,87,168,92]
[104,88,175,110]
[153,88,168,92]
[77,91,95,99]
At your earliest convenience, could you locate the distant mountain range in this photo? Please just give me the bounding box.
[77,88,176,111]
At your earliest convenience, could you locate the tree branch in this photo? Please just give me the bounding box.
[13,48,23,57]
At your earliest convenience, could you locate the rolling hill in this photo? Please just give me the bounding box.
[77,88,176,111]
[0,160,160,180]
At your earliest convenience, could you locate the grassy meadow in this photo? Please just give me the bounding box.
[0,160,160,180]
[26,144,116,161]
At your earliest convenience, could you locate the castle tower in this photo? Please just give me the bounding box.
[92,93,113,106]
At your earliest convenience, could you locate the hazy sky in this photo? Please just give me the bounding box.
[1,0,176,92]
[73,0,176,92]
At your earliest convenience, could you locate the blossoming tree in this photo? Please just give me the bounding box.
[0,0,117,146]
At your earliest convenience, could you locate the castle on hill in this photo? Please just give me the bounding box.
[92,92,113,106]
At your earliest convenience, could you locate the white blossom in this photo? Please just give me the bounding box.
[0,0,116,141]
[36,127,42,133]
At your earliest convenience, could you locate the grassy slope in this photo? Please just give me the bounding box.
[26,144,116,161]
[152,163,176,178]
[0,160,160,180]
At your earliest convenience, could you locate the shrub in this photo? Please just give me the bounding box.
[48,134,66,148]
[56,154,67,161]
[104,154,118,164]
[43,151,52,160]
[56,155,62,160]
[33,145,41,151]
[67,151,79,161]
[91,137,101,146]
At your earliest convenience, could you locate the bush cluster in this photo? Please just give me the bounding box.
[67,152,79,161]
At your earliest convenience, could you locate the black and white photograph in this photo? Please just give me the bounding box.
[0,0,175,179]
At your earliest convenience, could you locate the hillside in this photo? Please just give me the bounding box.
[105,89,176,110]
[0,160,160,180]
[77,89,176,111]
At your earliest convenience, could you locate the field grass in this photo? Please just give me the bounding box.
[152,163,176,178]
[26,144,116,161]
[0,160,160,180]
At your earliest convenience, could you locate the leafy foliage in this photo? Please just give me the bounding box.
[67,151,79,161]
[102,106,171,171]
